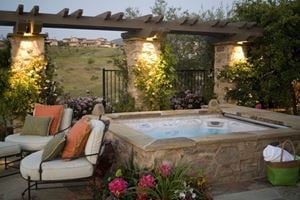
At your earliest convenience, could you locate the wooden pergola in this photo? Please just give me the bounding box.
[0,5,263,42]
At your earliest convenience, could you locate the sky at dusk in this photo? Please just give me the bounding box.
[0,0,235,40]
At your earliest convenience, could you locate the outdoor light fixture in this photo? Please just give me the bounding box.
[146,34,158,41]
[237,41,247,45]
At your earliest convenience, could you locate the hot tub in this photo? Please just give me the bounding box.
[117,114,285,140]
[105,106,300,184]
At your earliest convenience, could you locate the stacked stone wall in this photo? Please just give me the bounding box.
[108,131,300,184]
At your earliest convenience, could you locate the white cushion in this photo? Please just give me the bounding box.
[59,108,73,131]
[85,120,105,164]
[20,151,93,181]
[4,108,73,152]
[0,141,21,157]
[5,134,53,152]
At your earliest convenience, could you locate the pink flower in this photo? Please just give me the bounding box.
[137,193,148,200]
[138,175,156,188]
[159,163,171,177]
[137,175,156,200]
[108,178,128,198]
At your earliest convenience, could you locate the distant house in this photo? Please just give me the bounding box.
[49,37,118,48]
[45,39,58,46]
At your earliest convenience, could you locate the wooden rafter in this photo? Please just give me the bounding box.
[57,8,69,18]
[110,12,124,21]
[70,9,83,18]
[96,11,111,20]
[0,4,263,42]
[16,4,23,15]
[152,15,164,23]
[137,14,153,23]
[30,5,39,16]
[178,17,189,25]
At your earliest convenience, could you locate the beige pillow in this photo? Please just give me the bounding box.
[42,132,66,161]
[21,115,53,136]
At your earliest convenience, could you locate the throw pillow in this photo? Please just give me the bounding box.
[62,118,91,160]
[21,115,53,136]
[42,132,66,161]
[34,104,64,135]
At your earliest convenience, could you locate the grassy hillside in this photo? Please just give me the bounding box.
[47,46,122,97]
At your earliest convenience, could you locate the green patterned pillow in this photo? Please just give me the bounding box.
[21,115,53,136]
[42,132,66,161]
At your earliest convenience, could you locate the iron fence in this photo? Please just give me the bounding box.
[101,68,207,108]
[175,69,206,94]
[101,69,126,106]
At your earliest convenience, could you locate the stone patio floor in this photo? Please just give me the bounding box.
[213,179,300,200]
[1,162,300,200]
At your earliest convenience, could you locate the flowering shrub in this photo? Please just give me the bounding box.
[137,174,156,200]
[96,161,211,200]
[170,90,203,110]
[175,182,197,200]
[158,162,172,177]
[108,178,128,198]
[59,93,102,120]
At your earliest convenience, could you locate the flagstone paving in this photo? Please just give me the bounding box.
[213,179,300,200]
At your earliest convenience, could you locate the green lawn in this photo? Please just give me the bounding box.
[47,46,122,97]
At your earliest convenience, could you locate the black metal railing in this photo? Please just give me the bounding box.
[102,68,126,106]
[101,68,207,108]
[175,69,206,94]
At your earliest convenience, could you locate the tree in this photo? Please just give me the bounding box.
[151,0,230,103]
[221,0,300,114]
[124,0,233,107]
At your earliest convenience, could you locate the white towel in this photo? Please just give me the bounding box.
[263,145,294,162]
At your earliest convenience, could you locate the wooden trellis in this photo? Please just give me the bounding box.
[0,4,263,42]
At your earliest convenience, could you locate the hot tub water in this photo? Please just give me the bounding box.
[117,115,280,139]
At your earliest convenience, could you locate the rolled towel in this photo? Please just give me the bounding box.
[263,145,294,162]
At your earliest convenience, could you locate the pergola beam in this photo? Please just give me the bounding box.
[0,5,263,40]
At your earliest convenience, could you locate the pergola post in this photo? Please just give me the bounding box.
[214,42,247,103]
[8,33,46,66]
[123,36,162,110]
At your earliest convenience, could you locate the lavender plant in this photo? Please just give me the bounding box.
[170,90,203,110]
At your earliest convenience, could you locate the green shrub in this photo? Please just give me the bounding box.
[88,58,95,65]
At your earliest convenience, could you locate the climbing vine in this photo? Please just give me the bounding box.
[133,45,176,110]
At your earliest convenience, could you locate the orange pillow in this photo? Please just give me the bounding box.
[34,104,64,135]
[62,118,91,160]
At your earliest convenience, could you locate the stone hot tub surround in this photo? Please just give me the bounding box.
[105,105,300,184]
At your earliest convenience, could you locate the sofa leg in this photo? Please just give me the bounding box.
[93,176,96,200]
[28,176,31,200]
[22,176,31,200]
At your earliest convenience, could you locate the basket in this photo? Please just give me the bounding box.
[266,140,300,186]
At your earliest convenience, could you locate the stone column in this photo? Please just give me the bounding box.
[8,33,46,66]
[123,37,161,110]
[214,43,247,103]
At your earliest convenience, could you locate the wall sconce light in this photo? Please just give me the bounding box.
[146,34,158,41]
[237,41,247,45]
